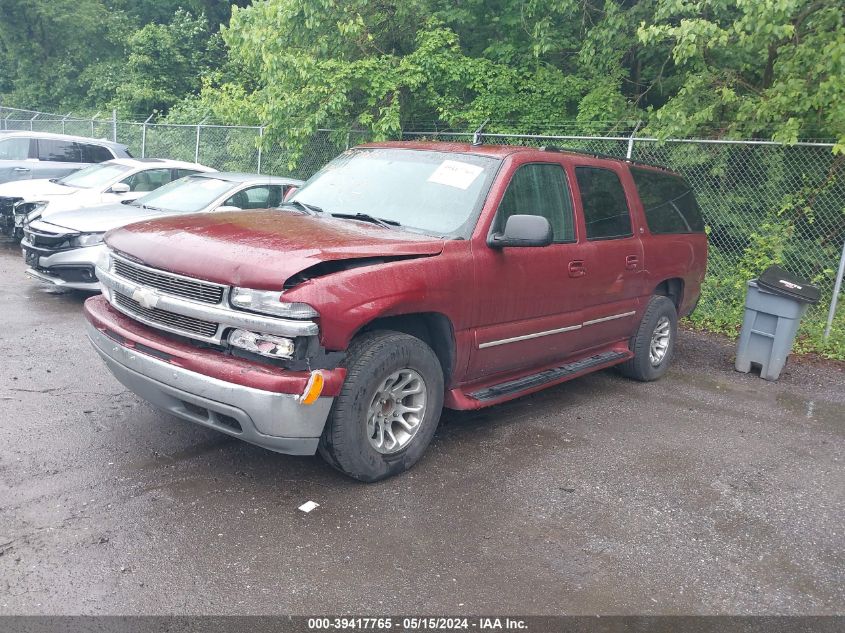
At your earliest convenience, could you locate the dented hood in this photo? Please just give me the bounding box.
[105,210,445,289]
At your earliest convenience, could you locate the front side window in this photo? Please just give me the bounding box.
[292,148,499,237]
[58,162,131,189]
[122,168,174,192]
[575,167,632,240]
[0,137,31,160]
[225,185,284,209]
[132,176,234,213]
[630,167,705,234]
[37,139,80,162]
[493,163,575,242]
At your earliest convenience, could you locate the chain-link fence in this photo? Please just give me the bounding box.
[2,106,843,357]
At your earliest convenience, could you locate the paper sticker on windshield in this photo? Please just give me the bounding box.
[427,160,484,190]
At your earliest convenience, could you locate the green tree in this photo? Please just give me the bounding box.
[0,0,131,109]
[112,10,223,117]
[639,0,845,151]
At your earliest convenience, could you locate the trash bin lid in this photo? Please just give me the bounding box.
[756,265,821,305]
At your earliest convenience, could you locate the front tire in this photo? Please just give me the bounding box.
[618,295,678,382]
[318,330,444,482]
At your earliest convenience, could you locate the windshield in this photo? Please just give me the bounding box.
[132,175,234,213]
[0,137,30,160]
[292,148,500,237]
[57,162,132,189]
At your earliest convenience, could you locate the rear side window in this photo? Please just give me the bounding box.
[631,167,705,234]
[494,163,575,242]
[575,167,632,240]
[37,139,80,162]
[79,143,114,163]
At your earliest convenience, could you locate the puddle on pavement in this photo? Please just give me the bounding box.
[775,392,844,433]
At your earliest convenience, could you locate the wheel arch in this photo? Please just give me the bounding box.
[653,277,684,312]
[355,312,456,384]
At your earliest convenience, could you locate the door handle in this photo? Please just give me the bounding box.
[568,260,586,277]
[13,167,30,172]
[625,255,639,270]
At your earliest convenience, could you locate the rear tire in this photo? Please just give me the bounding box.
[619,295,677,382]
[318,330,444,482]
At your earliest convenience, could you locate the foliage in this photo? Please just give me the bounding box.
[0,0,247,114]
[639,0,845,152]
[112,10,223,117]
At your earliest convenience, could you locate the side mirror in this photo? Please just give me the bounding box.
[215,205,241,213]
[488,215,553,248]
[110,182,131,194]
[283,186,298,202]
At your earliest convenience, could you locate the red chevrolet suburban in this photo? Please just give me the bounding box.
[84,142,707,481]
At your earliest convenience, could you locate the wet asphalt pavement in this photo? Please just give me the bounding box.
[0,240,842,616]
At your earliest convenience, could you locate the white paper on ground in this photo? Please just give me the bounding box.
[427,160,484,190]
[298,500,319,513]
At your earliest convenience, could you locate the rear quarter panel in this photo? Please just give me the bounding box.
[624,164,708,315]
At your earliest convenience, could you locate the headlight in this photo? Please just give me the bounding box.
[97,250,112,272]
[68,233,105,248]
[14,201,47,226]
[230,287,318,318]
[228,329,296,359]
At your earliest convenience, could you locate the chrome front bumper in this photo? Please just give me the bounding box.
[86,322,334,455]
[22,241,105,291]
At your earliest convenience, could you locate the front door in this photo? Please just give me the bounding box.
[468,160,586,380]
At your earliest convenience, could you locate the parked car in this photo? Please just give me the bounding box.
[0,158,215,239]
[83,142,707,481]
[0,131,130,184]
[23,172,301,291]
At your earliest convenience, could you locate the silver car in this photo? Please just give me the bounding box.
[21,172,301,291]
[0,131,131,184]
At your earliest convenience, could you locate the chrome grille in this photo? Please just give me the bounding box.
[114,291,219,339]
[113,257,225,304]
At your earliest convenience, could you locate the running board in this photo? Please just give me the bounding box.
[469,351,628,401]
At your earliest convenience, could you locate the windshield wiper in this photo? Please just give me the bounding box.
[331,212,400,229]
[280,200,324,215]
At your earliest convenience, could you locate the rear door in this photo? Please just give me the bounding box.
[568,161,645,350]
[34,138,84,180]
[468,157,586,380]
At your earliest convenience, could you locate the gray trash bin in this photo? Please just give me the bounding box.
[735,265,820,381]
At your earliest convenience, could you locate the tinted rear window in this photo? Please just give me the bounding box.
[79,143,114,163]
[37,139,80,162]
[575,166,632,240]
[631,168,705,234]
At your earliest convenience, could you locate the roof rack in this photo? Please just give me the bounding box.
[538,145,673,172]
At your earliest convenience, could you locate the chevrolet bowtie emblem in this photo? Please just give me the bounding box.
[132,287,160,310]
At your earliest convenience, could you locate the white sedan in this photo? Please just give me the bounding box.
[0,158,215,239]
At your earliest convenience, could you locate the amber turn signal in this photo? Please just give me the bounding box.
[300,370,324,405]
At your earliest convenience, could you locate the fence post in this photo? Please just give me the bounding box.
[30,112,39,131]
[257,126,264,174]
[61,112,71,135]
[626,121,642,160]
[112,109,117,142]
[195,120,205,164]
[141,113,154,158]
[824,236,845,341]
[91,111,100,138]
